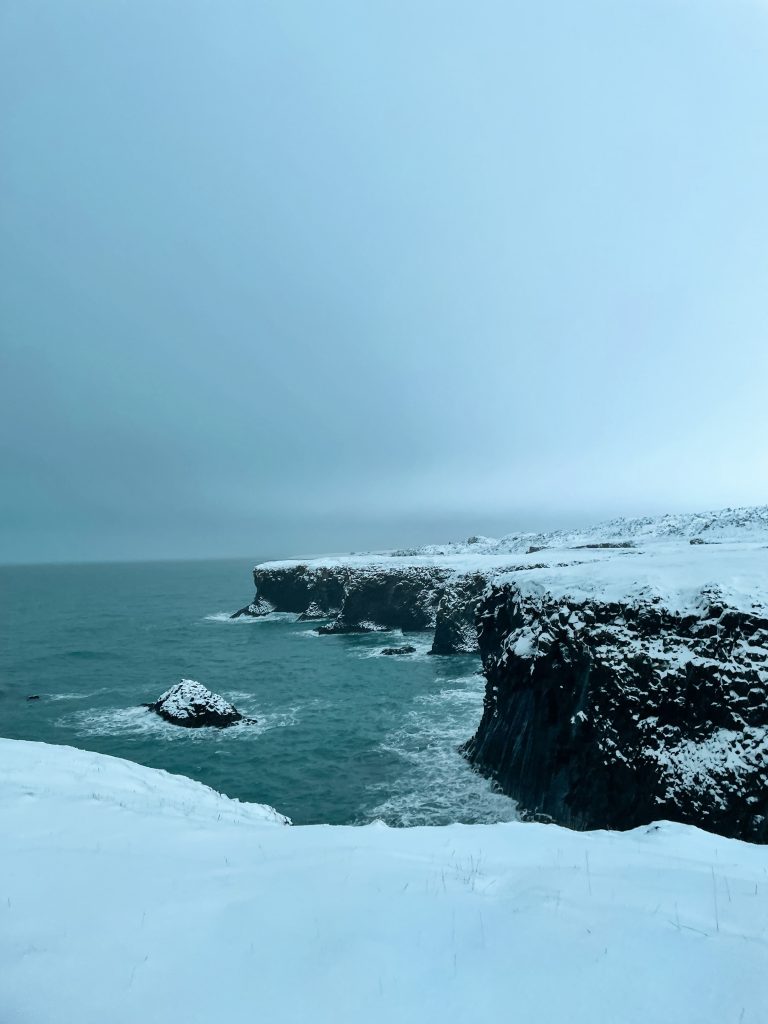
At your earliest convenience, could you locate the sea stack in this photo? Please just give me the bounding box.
[146,680,252,728]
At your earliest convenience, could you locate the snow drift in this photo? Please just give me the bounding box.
[1,739,766,1024]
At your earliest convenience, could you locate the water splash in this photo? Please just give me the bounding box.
[366,673,518,827]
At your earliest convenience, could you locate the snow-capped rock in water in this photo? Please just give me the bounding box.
[147,680,252,728]
[2,739,766,1024]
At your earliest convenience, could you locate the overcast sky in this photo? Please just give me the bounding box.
[2,0,767,564]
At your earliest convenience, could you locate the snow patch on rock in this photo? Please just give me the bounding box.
[147,680,251,728]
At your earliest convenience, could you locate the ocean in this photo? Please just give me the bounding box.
[0,558,516,825]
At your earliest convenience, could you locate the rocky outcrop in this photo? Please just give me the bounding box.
[231,597,274,619]
[316,567,451,635]
[462,583,768,842]
[146,680,253,728]
[297,602,329,621]
[381,645,417,656]
[253,565,347,616]
[246,563,491,653]
[245,560,593,654]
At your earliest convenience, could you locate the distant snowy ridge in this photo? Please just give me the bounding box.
[2,738,767,1024]
[391,503,768,557]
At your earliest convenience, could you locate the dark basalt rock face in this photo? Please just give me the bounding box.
[146,680,253,728]
[462,584,768,842]
[381,645,417,656]
[428,565,553,654]
[245,564,489,652]
[231,597,274,619]
[248,564,460,639]
[253,565,348,615]
[316,567,452,635]
[430,573,488,655]
[242,560,577,654]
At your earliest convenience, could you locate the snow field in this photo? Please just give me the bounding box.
[2,739,766,1024]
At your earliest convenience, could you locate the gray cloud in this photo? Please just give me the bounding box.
[2,0,767,563]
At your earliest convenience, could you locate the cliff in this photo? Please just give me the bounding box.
[245,505,768,654]
[243,505,768,840]
[248,554,516,652]
[463,540,768,842]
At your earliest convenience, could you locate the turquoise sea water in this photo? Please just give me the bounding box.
[0,559,516,825]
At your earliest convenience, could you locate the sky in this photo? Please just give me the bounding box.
[1,0,768,564]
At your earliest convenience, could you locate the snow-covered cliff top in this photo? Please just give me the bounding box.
[2,738,767,1024]
[256,505,768,615]
[498,540,768,616]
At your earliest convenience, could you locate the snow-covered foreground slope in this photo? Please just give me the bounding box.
[2,740,767,1024]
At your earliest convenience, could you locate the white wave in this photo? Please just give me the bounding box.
[203,611,298,624]
[414,684,487,708]
[365,674,517,827]
[60,702,302,740]
[42,692,91,702]
[346,630,435,661]
[60,706,175,738]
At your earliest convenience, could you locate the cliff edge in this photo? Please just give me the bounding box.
[243,505,768,840]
